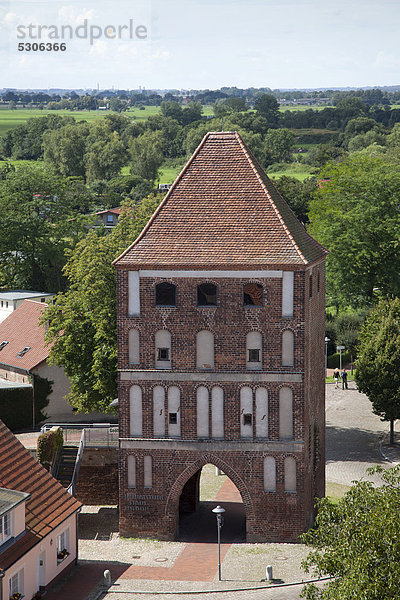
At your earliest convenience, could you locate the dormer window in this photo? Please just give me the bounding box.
[0,511,11,544]
[17,346,31,358]
[0,340,9,351]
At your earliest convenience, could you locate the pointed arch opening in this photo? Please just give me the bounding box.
[173,461,248,543]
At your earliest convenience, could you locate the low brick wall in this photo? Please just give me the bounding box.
[75,448,118,505]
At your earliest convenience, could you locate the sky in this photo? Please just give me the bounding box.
[1,0,400,90]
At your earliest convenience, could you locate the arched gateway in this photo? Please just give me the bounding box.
[115,132,327,543]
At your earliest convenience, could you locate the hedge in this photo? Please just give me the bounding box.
[0,374,51,431]
[327,350,353,369]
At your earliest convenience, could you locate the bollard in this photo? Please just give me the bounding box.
[104,569,112,587]
[266,564,273,581]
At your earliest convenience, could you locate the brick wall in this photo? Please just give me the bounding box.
[75,448,118,505]
[116,265,325,542]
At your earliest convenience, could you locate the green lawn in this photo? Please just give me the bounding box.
[126,105,161,121]
[158,163,184,183]
[268,163,315,181]
[0,158,37,169]
[280,104,334,112]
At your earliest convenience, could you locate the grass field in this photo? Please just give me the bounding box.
[0,107,111,137]
[268,162,315,181]
[280,104,333,112]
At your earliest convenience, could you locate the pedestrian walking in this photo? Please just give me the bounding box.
[334,367,340,388]
[341,368,348,390]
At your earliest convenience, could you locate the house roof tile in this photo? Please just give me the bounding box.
[0,300,51,371]
[114,131,327,270]
[0,420,81,570]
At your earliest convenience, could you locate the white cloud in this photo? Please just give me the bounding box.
[373,50,400,70]
[58,6,96,25]
[149,49,171,61]
[89,40,108,56]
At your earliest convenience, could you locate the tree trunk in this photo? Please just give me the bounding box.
[390,419,395,445]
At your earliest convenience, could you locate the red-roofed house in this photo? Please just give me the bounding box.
[0,300,73,421]
[0,419,81,599]
[114,131,327,542]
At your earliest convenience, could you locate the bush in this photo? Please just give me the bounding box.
[327,350,352,368]
[0,375,50,431]
[37,427,63,471]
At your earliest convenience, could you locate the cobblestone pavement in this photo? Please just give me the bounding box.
[325,382,397,486]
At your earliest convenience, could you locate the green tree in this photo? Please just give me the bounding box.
[301,465,400,600]
[0,164,88,290]
[308,154,400,308]
[272,175,317,223]
[85,132,127,183]
[254,94,280,125]
[264,128,295,164]
[355,298,400,444]
[130,130,164,181]
[43,194,162,413]
[43,122,89,178]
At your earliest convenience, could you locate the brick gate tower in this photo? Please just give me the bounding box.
[114,131,327,542]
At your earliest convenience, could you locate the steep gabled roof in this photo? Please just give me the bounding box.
[0,300,51,371]
[0,420,81,570]
[114,131,327,269]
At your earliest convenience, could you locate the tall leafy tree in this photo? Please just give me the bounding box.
[355,298,400,444]
[44,194,162,413]
[0,164,89,290]
[309,154,400,308]
[301,465,400,600]
[130,130,164,181]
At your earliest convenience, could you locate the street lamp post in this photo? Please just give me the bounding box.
[212,505,225,581]
[324,337,330,378]
[337,345,345,373]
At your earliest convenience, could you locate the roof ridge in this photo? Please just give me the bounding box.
[113,132,214,265]
[234,132,307,265]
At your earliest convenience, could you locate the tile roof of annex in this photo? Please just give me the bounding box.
[114,131,327,270]
[0,300,51,371]
[0,420,81,571]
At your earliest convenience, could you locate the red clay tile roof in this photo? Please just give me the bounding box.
[114,131,327,269]
[0,300,51,371]
[0,420,81,570]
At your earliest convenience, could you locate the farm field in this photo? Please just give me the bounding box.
[268,162,315,181]
[0,107,111,137]
[279,104,333,112]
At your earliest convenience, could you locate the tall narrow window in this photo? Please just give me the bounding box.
[168,386,181,437]
[211,387,224,439]
[128,329,140,365]
[309,273,313,298]
[197,386,209,438]
[144,455,153,488]
[197,283,217,306]
[127,455,136,488]
[9,569,24,598]
[246,331,262,371]
[243,283,263,306]
[255,387,268,438]
[264,457,276,492]
[153,386,165,437]
[284,457,296,492]
[317,270,320,293]
[155,282,176,306]
[282,330,294,367]
[155,330,171,369]
[196,330,214,369]
[240,386,253,438]
[279,387,294,440]
[130,385,143,437]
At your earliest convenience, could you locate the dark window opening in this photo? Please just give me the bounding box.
[243,283,263,306]
[197,283,217,306]
[317,270,320,293]
[243,413,252,426]
[157,347,170,361]
[309,274,313,298]
[0,341,9,351]
[155,282,176,306]
[169,412,177,424]
[248,349,260,362]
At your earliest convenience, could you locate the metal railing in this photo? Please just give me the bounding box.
[40,423,119,448]
[67,429,85,496]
